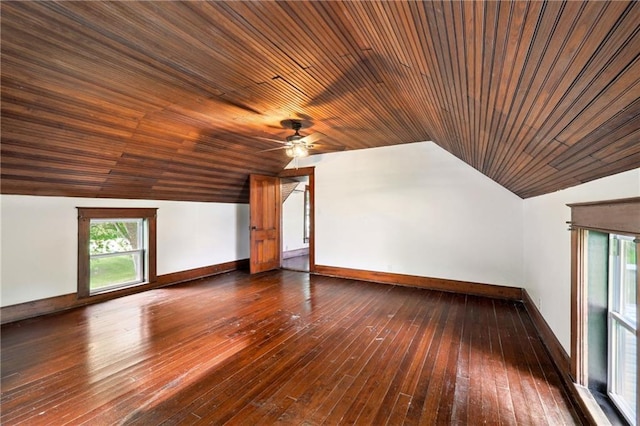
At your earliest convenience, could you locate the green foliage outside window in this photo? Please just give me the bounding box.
[90,221,139,254]
[89,220,143,290]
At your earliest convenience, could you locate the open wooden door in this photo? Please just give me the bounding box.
[249,174,281,274]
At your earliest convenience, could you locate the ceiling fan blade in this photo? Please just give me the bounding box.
[300,132,326,145]
[258,146,288,153]
[309,143,346,152]
[256,136,288,145]
[294,112,314,121]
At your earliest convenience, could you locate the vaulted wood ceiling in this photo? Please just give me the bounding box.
[2,1,639,202]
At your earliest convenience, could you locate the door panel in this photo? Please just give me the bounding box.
[250,174,281,274]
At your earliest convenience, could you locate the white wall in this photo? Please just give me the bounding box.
[295,142,524,287]
[282,182,309,252]
[5,143,636,357]
[523,168,640,354]
[0,195,249,307]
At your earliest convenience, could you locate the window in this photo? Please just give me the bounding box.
[570,198,639,426]
[90,218,145,291]
[78,208,157,298]
[578,230,638,425]
[608,234,637,425]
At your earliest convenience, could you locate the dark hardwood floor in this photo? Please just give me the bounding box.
[1,270,581,425]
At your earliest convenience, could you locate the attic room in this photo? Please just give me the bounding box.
[1,1,639,424]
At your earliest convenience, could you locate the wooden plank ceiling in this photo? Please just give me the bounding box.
[1,1,639,203]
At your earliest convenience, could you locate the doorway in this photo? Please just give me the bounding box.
[279,167,315,273]
[281,176,310,271]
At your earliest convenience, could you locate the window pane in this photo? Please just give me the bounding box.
[90,219,143,255]
[611,236,637,327]
[612,322,637,423]
[90,252,143,291]
[620,238,637,326]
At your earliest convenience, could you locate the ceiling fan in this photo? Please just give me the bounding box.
[259,119,341,158]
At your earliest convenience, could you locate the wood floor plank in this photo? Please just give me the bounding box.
[488,300,517,426]
[369,290,442,424]
[148,277,376,424]
[507,299,550,425]
[514,302,581,424]
[385,392,412,426]
[403,292,457,425]
[478,298,502,425]
[213,280,391,424]
[192,286,395,423]
[339,289,426,424]
[53,276,308,424]
[467,296,492,424]
[496,298,536,425]
[433,294,468,424]
[451,294,472,424]
[0,270,582,425]
[235,284,388,424]
[306,287,416,424]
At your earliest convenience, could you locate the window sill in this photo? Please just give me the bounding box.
[79,281,155,302]
[89,281,149,297]
[574,384,626,426]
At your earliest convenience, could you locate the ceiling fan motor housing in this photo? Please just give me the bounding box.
[286,120,305,144]
[286,134,303,143]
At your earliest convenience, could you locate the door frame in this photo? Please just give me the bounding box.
[278,167,315,273]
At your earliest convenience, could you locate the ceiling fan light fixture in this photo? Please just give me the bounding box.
[286,143,309,158]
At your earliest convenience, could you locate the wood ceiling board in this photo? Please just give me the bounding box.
[487,2,561,174]
[502,97,640,190]
[591,128,640,162]
[1,81,144,125]
[549,104,640,168]
[488,2,637,193]
[122,3,277,87]
[517,153,640,200]
[0,143,119,169]
[155,175,247,190]
[277,1,355,64]
[556,63,640,145]
[341,2,445,145]
[522,2,620,130]
[530,6,639,147]
[442,1,472,161]
[574,152,640,181]
[0,180,105,197]
[47,2,258,98]
[1,152,114,175]
[1,128,125,155]
[1,164,109,182]
[1,0,639,202]
[485,1,565,176]
[1,60,161,115]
